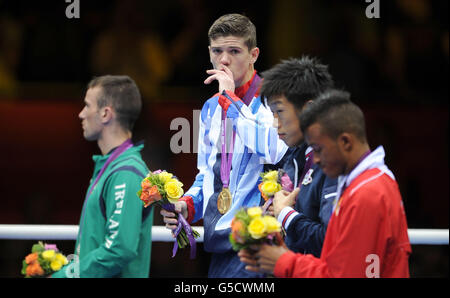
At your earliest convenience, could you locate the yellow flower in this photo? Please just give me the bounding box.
[159,171,173,184]
[248,217,267,239]
[247,206,262,219]
[50,260,63,271]
[56,253,68,265]
[260,181,281,196]
[42,250,56,261]
[263,170,278,182]
[164,178,184,203]
[263,215,281,233]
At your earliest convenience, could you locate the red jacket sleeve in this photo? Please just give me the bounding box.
[274,251,330,278]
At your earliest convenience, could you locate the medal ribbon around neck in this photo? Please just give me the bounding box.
[218,74,261,214]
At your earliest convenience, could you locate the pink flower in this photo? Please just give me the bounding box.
[281,173,294,192]
[44,244,58,251]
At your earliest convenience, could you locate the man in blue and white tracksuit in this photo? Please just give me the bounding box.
[161,14,287,277]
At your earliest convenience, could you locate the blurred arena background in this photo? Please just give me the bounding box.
[0,0,448,277]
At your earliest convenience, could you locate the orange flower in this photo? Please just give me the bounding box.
[141,179,152,190]
[258,182,270,201]
[25,253,38,265]
[140,185,162,207]
[26,262,44,276]
[231,218,246,244]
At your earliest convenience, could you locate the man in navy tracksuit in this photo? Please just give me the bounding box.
[260,57,337,258]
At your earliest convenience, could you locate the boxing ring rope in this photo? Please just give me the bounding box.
[0,225,447,245]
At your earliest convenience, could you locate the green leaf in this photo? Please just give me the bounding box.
[234,208,250,225]
[31,242,44,253]
[21,260,28,276]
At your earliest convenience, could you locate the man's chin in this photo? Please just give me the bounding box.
[322,168,339,179]
[83,133,97,142]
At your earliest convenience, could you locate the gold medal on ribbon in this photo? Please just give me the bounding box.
[217,187,232,214]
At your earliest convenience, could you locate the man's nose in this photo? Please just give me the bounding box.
[219,52,231,65]
[273,117,280,129]
[78,108,85,119]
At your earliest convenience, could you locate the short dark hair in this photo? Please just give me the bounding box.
[260,56,334,110]
[300,89,367,142]
[88,75,142,131]
[208,13,257,50]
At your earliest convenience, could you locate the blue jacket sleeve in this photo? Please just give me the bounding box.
[184,102,211,222]
[283,173,337,258]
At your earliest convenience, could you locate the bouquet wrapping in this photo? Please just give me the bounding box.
[229,206,282,251]
[258,169,294,212]
[21,242,68,278]
[138,170,200,259]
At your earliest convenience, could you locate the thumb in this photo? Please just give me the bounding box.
[290,188,300,198]
[174,202,183,213]
[287,188,300,204]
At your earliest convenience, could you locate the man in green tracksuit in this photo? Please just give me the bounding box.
[53,75,153,278]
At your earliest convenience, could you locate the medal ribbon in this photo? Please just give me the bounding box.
[298,150,314,188]
[220,110,235,189]
[77,139,134,249]
[162,203,197,259]
[220,74,261,189]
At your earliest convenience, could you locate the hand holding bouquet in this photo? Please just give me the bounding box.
[138,170,200,259]
[21,242,68,278]
[229,206,282,251]
[258,169,294,213]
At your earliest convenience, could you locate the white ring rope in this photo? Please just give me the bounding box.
[0,225,447,245]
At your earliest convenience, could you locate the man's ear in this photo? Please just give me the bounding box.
[338,132,353,153]
[100,106,114,124]
[250,47,259,64]
[300,100,314,112]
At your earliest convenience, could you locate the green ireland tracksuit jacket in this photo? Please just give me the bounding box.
[53,144,153,277]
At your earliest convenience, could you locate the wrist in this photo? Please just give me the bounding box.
[277,207,298,230]
[179,196,195,223]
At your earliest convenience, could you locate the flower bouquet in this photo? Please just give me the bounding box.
[138,170,200,259]
[258,169,294,212]
[21,241,68,278]
[229,206,282,251]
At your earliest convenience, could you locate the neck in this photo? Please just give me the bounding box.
[236,67,255,88]
[97,128,132,155]
[344,143,371,175]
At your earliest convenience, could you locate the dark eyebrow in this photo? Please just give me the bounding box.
[268,100,283,109]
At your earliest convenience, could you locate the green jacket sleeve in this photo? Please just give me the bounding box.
[77,170,144,277]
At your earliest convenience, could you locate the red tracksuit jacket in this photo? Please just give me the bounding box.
[274,147,411,278]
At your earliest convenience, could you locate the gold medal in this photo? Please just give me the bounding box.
[217,187,232,214]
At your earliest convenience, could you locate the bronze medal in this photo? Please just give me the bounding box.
[217,187,232,214]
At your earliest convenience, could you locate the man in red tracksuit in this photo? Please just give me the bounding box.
[239,90,411,278]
